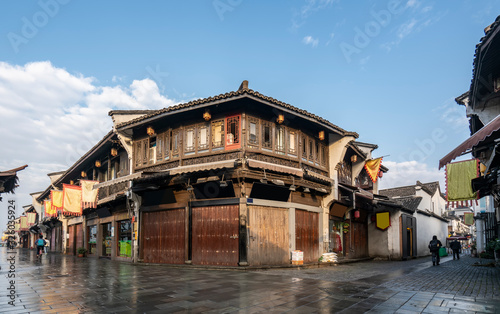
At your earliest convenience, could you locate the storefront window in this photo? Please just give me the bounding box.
[329,220,343,254]
[88,225,97,255]
[102,222,112,257]
[118,220,132,258]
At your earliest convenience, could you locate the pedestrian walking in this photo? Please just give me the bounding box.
[44,237,50,254]
[428,235,442,266]
[450,239,460,260]
[35,234,46,259]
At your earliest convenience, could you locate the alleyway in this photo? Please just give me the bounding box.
[0,248,499,313]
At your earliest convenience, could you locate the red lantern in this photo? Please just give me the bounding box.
[378,170,383,178]
[354,210,360,219]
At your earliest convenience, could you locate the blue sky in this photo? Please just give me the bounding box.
[1,0,499,230]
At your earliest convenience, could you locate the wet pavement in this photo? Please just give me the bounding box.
[0,248,499,313]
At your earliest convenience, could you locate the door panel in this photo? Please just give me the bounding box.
[142,209,185,264]
[247,206,289,266]
[295,210,319,263]
[192,205,239,266]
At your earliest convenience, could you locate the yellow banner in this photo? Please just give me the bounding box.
[45,199,56,217]
[20,216,28,230]
[81,180,99,209]
[27,212,36,225]
[51,190,63,211]
[364,158,382,182]
[63,184,82,216]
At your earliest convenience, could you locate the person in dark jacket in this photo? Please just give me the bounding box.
[450,239,461,260]
[428,235,442,266]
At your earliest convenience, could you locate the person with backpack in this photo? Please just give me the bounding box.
[428,235,443,266]
[35,234,46,258]
[450,239,461,260]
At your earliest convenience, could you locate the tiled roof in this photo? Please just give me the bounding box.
[379,186,416,198]
[379,181,441,199]
[393,196,422,211]
[115,84,358,138]
[470,15,500,106]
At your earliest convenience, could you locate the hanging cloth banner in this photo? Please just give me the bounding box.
[364,158,383,182]
[27,212,37,226]
[446,159,479,205]
[51,190,63,213]
[464,212,474,225]
[45,199,57,217]
[19,216,28,231]
[62,184,82,216]
[14,221,20,232]
[81,180,99,209]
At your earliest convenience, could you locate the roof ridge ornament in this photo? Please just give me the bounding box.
[238,80,249,91]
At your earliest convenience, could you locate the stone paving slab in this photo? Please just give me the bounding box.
[0,248,499,313]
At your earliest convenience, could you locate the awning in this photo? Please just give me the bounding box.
[97,192,125,205]
[247,159,303,177]
[304,169,333,184]
[169,159,238,175]
[330,201,349,218]
[93,172,144,189]
[439,114,500,169]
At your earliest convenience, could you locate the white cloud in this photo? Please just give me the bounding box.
[291,0,338,31]
[303,35,319,47]
[379,160,445,191]
[0,61,177,230]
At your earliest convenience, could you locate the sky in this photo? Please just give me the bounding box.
[0,0,499,231]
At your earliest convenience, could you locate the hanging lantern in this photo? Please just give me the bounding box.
[354,210,360,219]
[318,131,325,141]
[203,110,211,121]
[276,114,284,124]
[378,170,383,178]
[95,160,101,168]
[110,147,118,157]
[70,180,74,185]
[351,155,357,163]
[146,126,155,136]
[81,171,87,178]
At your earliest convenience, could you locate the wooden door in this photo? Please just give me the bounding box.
[67,225,75,255]
[192,205,239,266]
[141,209,185,264]
[247,206,290,266]
[344,221,368,258]
[295,210,319,263]
[76,224,83,251]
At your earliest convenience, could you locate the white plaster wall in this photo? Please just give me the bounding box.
[415,213,447,256]
[368,210,402,259]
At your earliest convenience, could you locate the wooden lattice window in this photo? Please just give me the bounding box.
[338,160,352,185]
[156,133,164,162]
[185,128,195,154]
[172,130,180,158]
[248,117,259,147]
[211,119,224,150]
[276,125,285,154]
[288,130,297,156]
[225,114,241,150]
[262,121,272,149]
[198,123,209,151]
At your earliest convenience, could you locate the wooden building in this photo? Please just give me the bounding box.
[31,81,389,266]
[108,80,387,266]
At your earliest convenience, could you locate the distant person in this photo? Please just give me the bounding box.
[35,234,46,258]
[450,239,461,260]
[428,235,442,266]
[44,237,50,254]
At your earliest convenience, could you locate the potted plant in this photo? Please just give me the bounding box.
[77,247,87,257]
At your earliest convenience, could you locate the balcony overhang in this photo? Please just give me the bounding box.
[439,114,500,169]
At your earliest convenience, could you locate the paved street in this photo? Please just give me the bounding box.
[0,248,499,313]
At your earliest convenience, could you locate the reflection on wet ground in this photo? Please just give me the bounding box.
[0,248,498,313]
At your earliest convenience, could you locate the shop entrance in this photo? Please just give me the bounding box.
[101,222,112,258]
